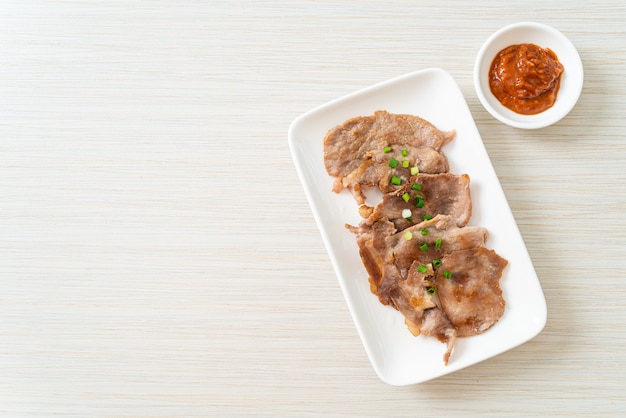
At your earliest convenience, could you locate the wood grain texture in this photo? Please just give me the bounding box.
[1,0,625,416]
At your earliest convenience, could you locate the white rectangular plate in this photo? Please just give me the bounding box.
[288,68,547,386]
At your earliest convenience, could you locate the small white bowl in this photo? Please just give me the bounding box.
[474,22,584,129]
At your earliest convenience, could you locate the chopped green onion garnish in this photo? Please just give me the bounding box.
[389,158,399,168]
[383,146,392,153]
[420,243,429,251]
[402,160,410,168]
[426,287,437,295]
[401,148,408,157]
[403,230,413,241]
[415,196,425,208]
[401,192,410,203]
[417,264,427,274]
[432,259,442,268]
[443,270,452,279]
[411,183,422,191]
[423,214,432,221]
[405,217,412,222]
[391,176,402,185]
[435,238,442,250]
[401,208,412,219]
[420,228,429,236]
[410,166,419,176]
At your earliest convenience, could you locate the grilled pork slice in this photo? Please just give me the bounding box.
[421,307,458,365]
[392,262,437,334]
[324,110,455,204]
[436,248,508,337]
[348,218,397,304]
[362,173,472,231]
[348,215,488,305]
[347,214,506,364]
[333,146,449,204]
[381,215,488,287]
[393,262,457,365]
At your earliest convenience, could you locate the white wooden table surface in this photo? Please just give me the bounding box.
[1,1,625,416]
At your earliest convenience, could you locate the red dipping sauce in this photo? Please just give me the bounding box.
[489,43,564,115]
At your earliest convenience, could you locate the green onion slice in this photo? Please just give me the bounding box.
[426,287,437,295]
[391,176,402,185]
[401,192,410,203]
[420,228,429,236]
[419,243,429,251]
[443,270,451,279]
[401,148,408,157]
[417,264,427,274]
[435,238,442,250]
[432,259,442,268]
[383,146,392,153]
[389,158,399,168]
[410,166,419,176]
[411,183,422,191]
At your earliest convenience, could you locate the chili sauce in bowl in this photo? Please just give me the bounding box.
[489,43,564,115]
[474,22,583,129]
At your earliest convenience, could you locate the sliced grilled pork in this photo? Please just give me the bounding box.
[435,248,508,337]
[324,110,455,204]
[393,263,437,334]
[331,111,508,365]
[362,173,472,230]
[393,262,457,365]
[421,307,458,365]
[381,215,488,284]
[348,215,488,305]
[349,218,397,303]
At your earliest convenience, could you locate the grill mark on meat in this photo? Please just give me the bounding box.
[392,262,457,365]
[362,173,472,230]
[324,110,455,204]
[435,248,508,337]
[349,215,488,306]
[385,215,486,277]
[333,146,450,197]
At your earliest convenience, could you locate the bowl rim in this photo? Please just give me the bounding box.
[473,21,584,129]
